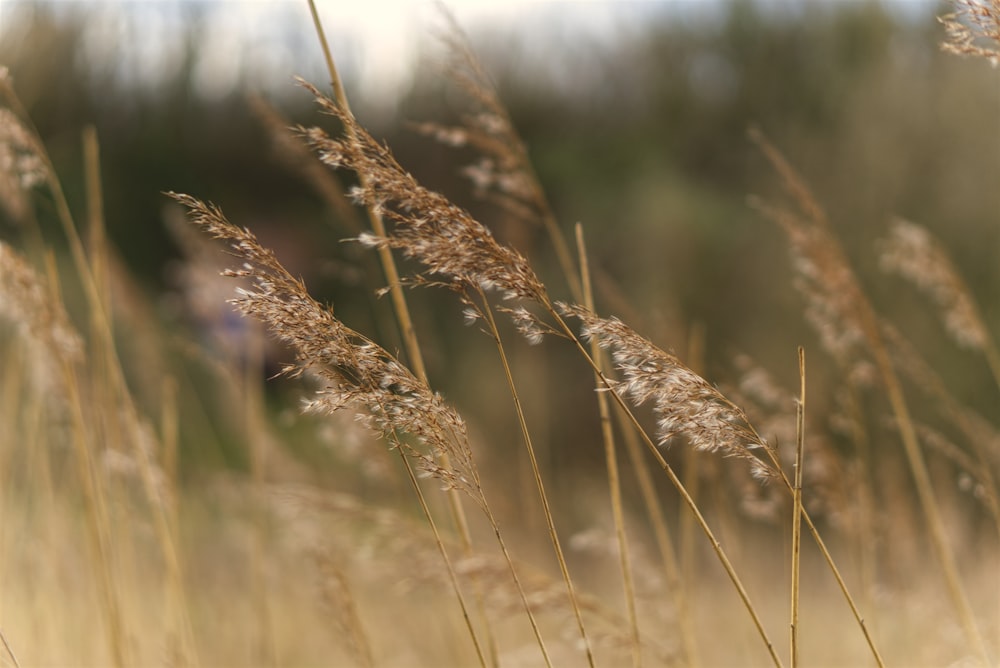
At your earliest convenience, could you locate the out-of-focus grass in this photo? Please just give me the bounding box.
[2,2,1000,667]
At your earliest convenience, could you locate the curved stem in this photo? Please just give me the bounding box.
[478,290,596,667]
[545,304,782,668]
[305,5,499,664]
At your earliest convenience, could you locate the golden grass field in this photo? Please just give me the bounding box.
[2,1,1000,666]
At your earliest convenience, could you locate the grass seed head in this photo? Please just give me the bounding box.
[560,302,778,481]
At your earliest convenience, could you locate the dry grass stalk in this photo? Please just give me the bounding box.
[81,128,199,667]
[313,553,375,668]
[478,292,597,667]
[575,223,641,668]
[0,628,20,668]
[789,347,805,668]
[880,323,1000,532]
[612,396,697,666]
[560,303,779,483]
[550,307,783,667]
[750,127,984,664]
[305,0,433,387]
[729,355,855,529]
[170,191,558,667]
[730,359,884,667]
[301,18,533,655]
[879,218,1000,388]
[58,347,128,668]
[296,59,595,664]
[297,82,547,307]
[940,0,1000,64]
[747,135,874,387]
[296,73,785,663]
[413,12,582,302]
[1,248,115,667]
[4,71,180,532]
[679,321,707,565]
[416,34,695,664]
[1,75,204,660]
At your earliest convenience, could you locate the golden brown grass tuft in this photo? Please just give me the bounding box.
[4,2,1000,666]
[940,0,1000,63]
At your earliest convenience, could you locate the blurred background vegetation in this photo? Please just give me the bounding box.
[5,3,1000,664]
[2,0,997,484]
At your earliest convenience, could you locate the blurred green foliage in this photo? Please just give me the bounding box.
[3,0,998,477]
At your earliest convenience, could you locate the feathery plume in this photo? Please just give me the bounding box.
[168,192,482,503]
[558,302,778,481]
[0,106,47,222]
[296,79,547,305]
[0,242,83,397]
[748,128,876,385]
[939,0,1000,65]
[412,14,542,225]
[878,218,990,351]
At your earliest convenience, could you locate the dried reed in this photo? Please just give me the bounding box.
[750,127,986,664]
[169,190,562,666]
[295,73,791,665]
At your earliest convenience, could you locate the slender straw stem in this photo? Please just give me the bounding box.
[84,127,202,667]
[478,289,596,668]
[789,347,805,668]
[751,127,986,662]
[680,322,706,608]
[0,629,19,668]
[305,4,498,664]
[305,0,427,384]
[576,224,640,667]
[753,400,885,667]
[613,408,699,667]
[43,255,126,668]
[479,498,554,668]
[8,88,196,668]
[869,334,990,663]
[546,305,782,668]
[392,442,488,668]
